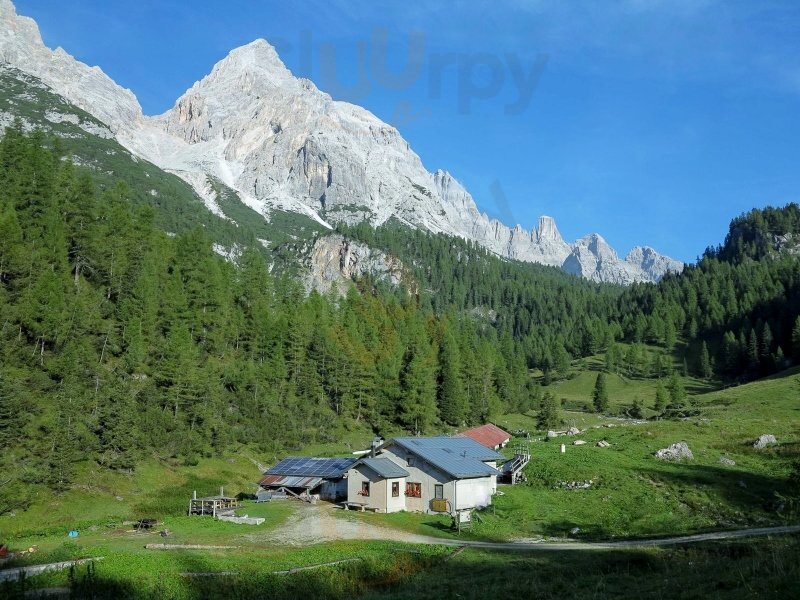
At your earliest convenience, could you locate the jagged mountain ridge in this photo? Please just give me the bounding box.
[0,0,683,284]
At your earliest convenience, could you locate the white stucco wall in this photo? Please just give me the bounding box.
[346,464,407,513]
[385,477,406,513]
[454,477,494,510]
[380,444,496,515]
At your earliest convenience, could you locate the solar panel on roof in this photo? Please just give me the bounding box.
[266,456,356,478]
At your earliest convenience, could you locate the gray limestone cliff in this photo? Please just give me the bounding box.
[0,0,684,284]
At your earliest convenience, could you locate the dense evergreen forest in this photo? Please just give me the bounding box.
[338,210,800,382]
[334,222,624,378]
[1,128,799,512]
[0,129,534,510]
[619,204,800,379]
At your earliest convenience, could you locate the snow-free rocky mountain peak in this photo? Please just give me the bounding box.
[0,0,683,284]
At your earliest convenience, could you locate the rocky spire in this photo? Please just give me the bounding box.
[0,0,684,284]
[0,0,143,132]
[535,215,564,243]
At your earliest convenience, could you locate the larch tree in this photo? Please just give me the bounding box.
[592,372,609,413]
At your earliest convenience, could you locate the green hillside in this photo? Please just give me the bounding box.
[1,369,797,598]
[0,130,536,516]
[1,69,800,599]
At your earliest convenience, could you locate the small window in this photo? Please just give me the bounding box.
[405,482,421,498]
[361,481,370,497]
[434,484,444,499]
[392,481,400,497]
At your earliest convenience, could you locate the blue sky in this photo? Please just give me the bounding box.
[15,0,800,262]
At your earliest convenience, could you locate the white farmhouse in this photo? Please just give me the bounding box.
[345,436,502,514]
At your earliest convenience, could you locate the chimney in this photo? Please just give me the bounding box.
[193,490,197,500]
[371,436,383,458]
[220,486,224,497]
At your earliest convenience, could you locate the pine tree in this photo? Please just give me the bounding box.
[663,320,677,351]
[760,322,773,360]
[605,343,617,374]
[654,381,668,414]
[537,391,561,430]
[699,341,713,379]
[747,329,759,371]
[552,342,571,378]
[399,327,438,434]
[666,372,687,416]
[0,200,24,286]
[721,331,740,375]
[438,328,467,426]
[629,398,643,419]
[0,368,26,448]
[792,317,800,362]
[592,372,609,413]
[624,344,640,377]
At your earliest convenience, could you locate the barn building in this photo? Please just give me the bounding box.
[258,456,356,502]
[459,423,511,450]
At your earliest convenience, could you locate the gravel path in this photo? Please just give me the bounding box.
[248,504,800,552]
[246,503,435,546]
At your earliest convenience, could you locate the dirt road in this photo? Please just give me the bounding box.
[250,504,800,552]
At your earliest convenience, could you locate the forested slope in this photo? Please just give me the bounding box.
[619,204,800,380]
[335,222,624,374]
[2,126,799,515]
[0,130,533,512]
[338,207,800,383]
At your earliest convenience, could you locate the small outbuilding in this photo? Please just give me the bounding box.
[259,456,356,502]
[459,424,511,450]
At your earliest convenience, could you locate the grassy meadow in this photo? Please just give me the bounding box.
[1,359,798,598]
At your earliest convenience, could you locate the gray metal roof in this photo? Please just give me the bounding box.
[266,457,356,478]
[258,474,324,489]
[356,457,409,479]
[389,437,502,479]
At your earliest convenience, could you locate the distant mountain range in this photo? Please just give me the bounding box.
[0,0,683,284]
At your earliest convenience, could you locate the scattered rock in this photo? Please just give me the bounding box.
[573,440,587,446]
[596,440,611,448]
[566,426,580,436]
[557,480,594,491]
[738,480,747,489]
[115,496,124,502]
[753,434,777,449]
[570,527,581,535]
[718,456,736,466]
[546,431,558,440]
[654,442,693,461]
